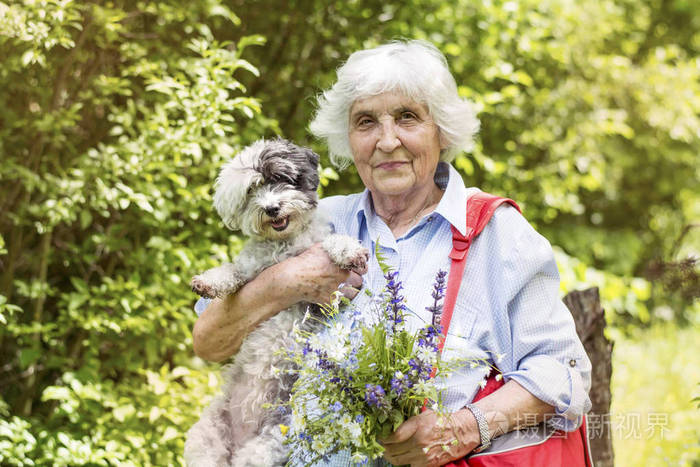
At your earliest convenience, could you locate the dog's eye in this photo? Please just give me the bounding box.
[269,173,295,185]
[293,177,305,189]
[247,183,259,195]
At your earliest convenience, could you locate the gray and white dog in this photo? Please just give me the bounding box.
[184,139,368,467]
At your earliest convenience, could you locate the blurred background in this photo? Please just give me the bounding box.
[0,0,698,465]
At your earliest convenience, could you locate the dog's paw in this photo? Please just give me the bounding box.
[190,275,217,299]
[343,246,369,275]
[322,235,370,275]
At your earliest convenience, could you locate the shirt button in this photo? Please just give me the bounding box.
[569,359,576,367]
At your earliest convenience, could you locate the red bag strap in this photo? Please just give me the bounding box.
[437,192,521,355]
[436,195,594,467]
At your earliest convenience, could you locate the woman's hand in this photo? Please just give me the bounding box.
[380,409,480,467]
[380,381,556,466]
[292,242,364,303]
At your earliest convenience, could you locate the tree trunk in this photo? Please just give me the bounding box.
[563,287,614,467]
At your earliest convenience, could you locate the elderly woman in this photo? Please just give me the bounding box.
[193,40,591,466]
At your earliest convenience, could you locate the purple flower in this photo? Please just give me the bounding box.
[302,341,312,356]
[384,271,407,332]
[390,371,413,396]
[364,383,389,409]
[408,358,431,382]
[315,349,336,371]
[426,270,447,327]
[417,324,441,352]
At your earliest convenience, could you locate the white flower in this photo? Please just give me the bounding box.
[414,379,432,394]
[416,345,435,362]
[330,290,342,308]
[347,422,362,440]
[495,373,503,381]
[478,378,488,389]
[325,336,350,361]
[351,451,368,464]
[291,409,306,433]
[311,437,327,453]
[339,413,352,426]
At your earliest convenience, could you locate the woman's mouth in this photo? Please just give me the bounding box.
[270,216,290,231]
[376,161,408,170]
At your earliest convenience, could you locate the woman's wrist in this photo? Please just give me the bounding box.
[192,260,303,361]
[276,255,312,303]
[452,408,483,454]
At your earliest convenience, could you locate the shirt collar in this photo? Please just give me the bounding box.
[352,162,475,238]
[433,162,474,236]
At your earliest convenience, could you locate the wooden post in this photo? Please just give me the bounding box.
[563,287,614,467]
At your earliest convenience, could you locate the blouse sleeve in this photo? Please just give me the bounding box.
[493,207,592,432]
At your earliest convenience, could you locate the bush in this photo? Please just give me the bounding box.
[0,2,270,464]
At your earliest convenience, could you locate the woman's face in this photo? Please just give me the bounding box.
[348,92,445,199]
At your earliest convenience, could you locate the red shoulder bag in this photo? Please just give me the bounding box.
[439,192,593,467]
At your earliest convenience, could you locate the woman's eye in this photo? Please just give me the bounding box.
[399,111,417,121]
[357,117,374,127]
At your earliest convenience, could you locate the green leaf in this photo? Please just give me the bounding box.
[19,348,41,370]
[374,239,391,274]
[237,34,266,51]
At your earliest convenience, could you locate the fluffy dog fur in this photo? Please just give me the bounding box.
[185,139,368,467]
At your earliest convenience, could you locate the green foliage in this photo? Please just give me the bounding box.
[0,1,267,464]
[610,324,700,466]
[374,238,391,275]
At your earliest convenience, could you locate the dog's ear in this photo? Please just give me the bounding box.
[213,157,262,231]
[295,146,320,192]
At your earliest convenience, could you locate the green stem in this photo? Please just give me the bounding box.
[20,230,52,416]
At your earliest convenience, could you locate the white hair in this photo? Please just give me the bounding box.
[309,40,480,169]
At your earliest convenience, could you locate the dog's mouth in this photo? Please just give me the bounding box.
[270,216,290,231]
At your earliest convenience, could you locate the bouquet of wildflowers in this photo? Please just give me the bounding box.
[283,260,453,466]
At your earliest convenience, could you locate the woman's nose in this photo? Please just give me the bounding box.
[376,120,401,153]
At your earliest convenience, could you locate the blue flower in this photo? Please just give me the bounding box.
[384,271,407,332]
[315,349,335,371]
[426,270,447,326]
[417,324,441,351]
[355,414,365,423]
[408,358,431,382]
[364,383,388,409]
[390,371,413,396]
[331,401,343,412]
[302,340,312,356]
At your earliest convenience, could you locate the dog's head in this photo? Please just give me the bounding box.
[213,138,320,240]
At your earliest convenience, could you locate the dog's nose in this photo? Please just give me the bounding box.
[265,206,280,218]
